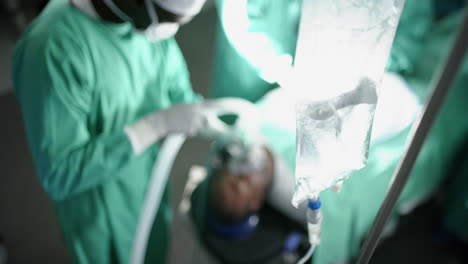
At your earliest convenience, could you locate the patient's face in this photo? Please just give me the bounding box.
[209,148,274,224]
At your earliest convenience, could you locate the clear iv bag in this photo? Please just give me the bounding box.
[292,0,406,206]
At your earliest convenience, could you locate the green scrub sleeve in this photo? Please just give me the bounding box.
[386,0,434,74]
[13,32,136,201]
[214,0,294,85]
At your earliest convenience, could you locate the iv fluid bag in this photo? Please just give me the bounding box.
[292,0,406,206]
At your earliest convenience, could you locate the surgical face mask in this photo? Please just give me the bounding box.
[102,0,179,42]
[142,22,179,42]
[142,0,179,42]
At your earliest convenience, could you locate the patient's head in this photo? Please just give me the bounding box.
[208,145,274,224]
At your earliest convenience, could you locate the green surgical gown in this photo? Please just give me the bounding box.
[12,0,199,263]
[212,0,468,262]
[413,10,468,241]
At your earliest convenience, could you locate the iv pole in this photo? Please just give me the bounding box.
[356,9,468,264]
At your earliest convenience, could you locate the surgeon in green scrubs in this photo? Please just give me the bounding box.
[211,0,468,262]
[12,0,214,263]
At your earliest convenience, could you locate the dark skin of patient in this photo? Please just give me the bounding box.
[208,146,275,224]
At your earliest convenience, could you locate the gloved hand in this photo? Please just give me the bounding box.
[125,98,260,155]
[203,98,262,145]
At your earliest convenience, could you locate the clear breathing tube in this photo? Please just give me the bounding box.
[297,245,317,264]
[130,134,187,264]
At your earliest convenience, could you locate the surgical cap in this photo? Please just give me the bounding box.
[154,0,207,16]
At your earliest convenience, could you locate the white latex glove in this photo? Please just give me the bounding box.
[125,98,260,155]
[125,102,222,155]
[204,98,262,144]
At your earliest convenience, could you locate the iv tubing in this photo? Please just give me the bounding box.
[296,245,316,264]
[356,9,468,264]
